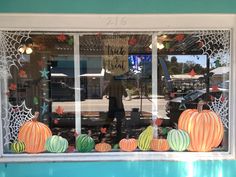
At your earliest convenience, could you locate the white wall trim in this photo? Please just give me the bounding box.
[0,14,235,31]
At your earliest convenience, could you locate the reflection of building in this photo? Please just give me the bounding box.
[210,66,229,86]
[80,68,105,99]
[162,74,205,93]
[80,56,104,99]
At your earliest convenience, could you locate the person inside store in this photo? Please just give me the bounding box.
[100,75,127,144]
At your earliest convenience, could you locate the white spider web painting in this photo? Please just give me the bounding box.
[2,101,34,145]
[208,95,229,129]
[196,30,230,65]
[0,31,31,78]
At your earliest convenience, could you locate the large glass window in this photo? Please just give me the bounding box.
[0,30,231,156]
[79,34,153,146]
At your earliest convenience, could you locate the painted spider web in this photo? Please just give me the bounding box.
[2,101,34,145]
[196,30,230,64]
[0,31,31,78]
[208,95,229,129]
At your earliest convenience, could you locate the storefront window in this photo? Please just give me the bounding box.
[0,30,231,157]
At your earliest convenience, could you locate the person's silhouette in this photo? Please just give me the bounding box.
[102,76,127,143]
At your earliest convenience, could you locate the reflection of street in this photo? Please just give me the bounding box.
[52,97,168,118]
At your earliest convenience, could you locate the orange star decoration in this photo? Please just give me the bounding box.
[55,106,64,115]
[18,69,27,78]
[155,118,163,126]
[175,34,185,42]
[211,85,219,92]
[9,83,17,91]
[188,69,196,77]
[57,34,67,42]
[100,127,107,134]
[128,37,137,46]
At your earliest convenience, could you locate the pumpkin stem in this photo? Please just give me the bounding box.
[197,100,206,113]
[101,138,106,143]
[32,112,39,122]
[126,135,129,139]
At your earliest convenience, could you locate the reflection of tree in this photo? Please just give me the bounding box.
[165,56,206,75]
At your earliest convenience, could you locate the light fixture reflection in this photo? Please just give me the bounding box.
[149,42,165,50]
[18,37,33,54]
[18,45,25,53]
[25,47,33,54]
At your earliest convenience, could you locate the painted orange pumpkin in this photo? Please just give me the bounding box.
[150,138,170,151]
[178,101,224,152]
[95,139,112,152]
[18,112,52,153]
[119,138,137,152]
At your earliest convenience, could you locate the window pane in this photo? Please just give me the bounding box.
[161,31,230,152]
[3,33,75,153]
[79,34,153,146]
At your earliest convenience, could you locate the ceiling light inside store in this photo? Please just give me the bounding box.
[18,37,33,54]
[149,42,165,50]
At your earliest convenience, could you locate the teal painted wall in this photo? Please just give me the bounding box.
[0,0,236,14]
[1,1,236,177]
[0,160,236,177]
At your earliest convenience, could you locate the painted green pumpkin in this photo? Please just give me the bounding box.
[45,135,68,153]
[76,134,95,152]
[167,129,190,151]
[138,125,154,151]
[11,141,25,153]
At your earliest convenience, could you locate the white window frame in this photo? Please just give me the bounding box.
[0,14,235,162]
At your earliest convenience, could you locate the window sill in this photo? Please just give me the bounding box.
[0,151,234,162]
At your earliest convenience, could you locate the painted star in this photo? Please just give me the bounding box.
[100,127,107,134]
[188,69,196,77]
[9,83,17,91]
[175,34,185,42]
[57,33,67,42]
[41,102,48,114]
[18,69,27,78]
[55,106,64,115]
[40,68,49,79]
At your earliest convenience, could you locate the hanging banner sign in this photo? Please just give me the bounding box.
[103,37,129,76]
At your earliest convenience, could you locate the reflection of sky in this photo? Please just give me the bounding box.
[168,55,208,68]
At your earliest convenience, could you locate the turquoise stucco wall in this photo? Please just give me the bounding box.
[1,0,236,177]
[1,160,236,177]
[0,0,236,14]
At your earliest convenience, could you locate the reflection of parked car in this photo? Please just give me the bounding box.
[218,80,229,92]
[166,89,227,127]
[51,82,85,101]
